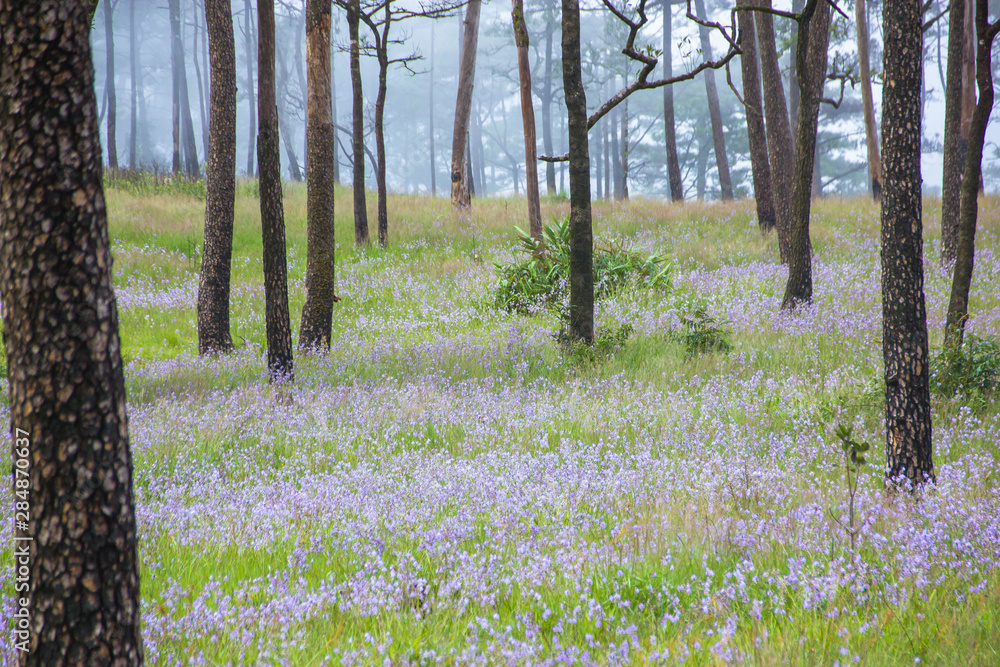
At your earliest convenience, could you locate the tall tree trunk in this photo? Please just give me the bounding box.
[563,0,593,344]
[543,19,557,195]
[171,0,183,172]
[662,0,683,201]
[781,0,830,310]
[881,0,933,487]
[756,0,793,261]
[610,105,622,198]
[0,1,143,661]
[294,10,308,174]
[300,0,337,351]
[595,117,604,199]
[172,0,200,177]
[451,0,481,208]
[619,98,629,200]
[429,23,436,195]
[788,0,802,141]
[694,0,733,200]
[331,36,340,184]
[375,18,390,246]
[243,0,256,175]
[513,0,542,238]
[348,0,369,244]
[104,0,118,170]
[941,0,968,264]
[856,0,882,200]
[275,46,303,181]
[603,113,610,198]
[129,0,139,168]
[944,0,998,349]
[199,0,237,356]
[475,102,487,196]
[738,0,776,231]
[258,0,294,381]
[193,1,210,159]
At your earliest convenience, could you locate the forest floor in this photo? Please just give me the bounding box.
[2,184,1000,665]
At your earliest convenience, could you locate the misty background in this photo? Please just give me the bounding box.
[88,0,1000,199]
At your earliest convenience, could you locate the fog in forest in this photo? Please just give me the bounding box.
[90,0,1000,199]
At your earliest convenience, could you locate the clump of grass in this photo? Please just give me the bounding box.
[930,334,1000,396]
[106,169,207,199]
[492,217,671,315]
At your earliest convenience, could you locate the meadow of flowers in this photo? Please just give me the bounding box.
[2,187,999,665]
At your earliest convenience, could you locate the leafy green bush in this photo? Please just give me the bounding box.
[555,323,635,365]
[493,218,671,315]
[672,303,732,359]
[930,335,1000,396]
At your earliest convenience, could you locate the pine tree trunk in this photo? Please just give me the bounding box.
[104,0,118,171]
[171,0,183,173]
[512,0,542,238]
[662,0,683,201]
[348,0,369,245]
[300,0,337,351]
[129,0,139,168]
[944,0,998,349]
[694,0,733,200]
[881,0,933,486]
[172,0,200,177]
[543,19,557,195]
[258,0,294,381]
[429,24,436,195]
[856,0,882,200]
[243,0,256,175]
[275,45,303,182]
[788,0,802,141]
[199,0,237,356]
[562,0,594,345]
[193,1,210,161]
[451,0,481,208]
[781,0,830,310]
[0,2,143,661]
[620,99,630,200]
[375,31,389,246]
[738,0,776,231]
[941,0,968,264]
[610,105,622,199]
[331,34,340,185]
[756,0,794,261]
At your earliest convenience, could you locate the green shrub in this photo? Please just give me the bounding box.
[672,302,732,359]
[555,323,635,365]
[492,218,671,315]
[930,334,1000,396]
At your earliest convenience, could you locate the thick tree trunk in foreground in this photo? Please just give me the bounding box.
[198,0,237,356]
[781,0,830,310]
[856,0,882,200]
[0,1,143,662]
[512,0,542,239]
[662,0,683,201]
[104,0,118,170]
[348,0,369,245]
[694,0,733,200]
[258,0,294,381]
[451,0,481,209]
[941,0,968,264]
[944,0,999,349]
[881,0,933,487]
[756,0,793,262]
[300,0,337,351]
[738,0,775,231]
[563,0,594,345]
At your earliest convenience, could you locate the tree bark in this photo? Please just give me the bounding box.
[563,0,593,344]
[542,18,557,196]
[619,98,630,200]
[129,0,139,168]
[756,0,793,261]
[788,0,802,141]
[944,0,998,349]
[171,0,201,177]
[331,34,340,185]
[662,0,683,201]
[300,0,337,351]
[258,0,294,381]
[198,0,237,356]
[856,0,882,200]
[347,0,369,245]
[451,0,481,209]
[781,0,830,310]
[429,23,436,195]
[193,1,210,160]
[171,0,183,173]
[694,0,733,200]
[881,0,933,487]
[737,0,775,231]
[941,0,968,264]
[243,0,256,175]
[104,0,118,170]
[512,0,542,238]
[0,1,143,661]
